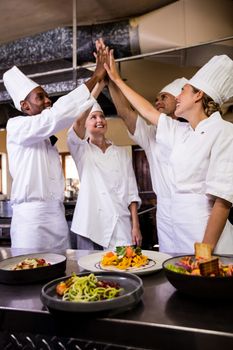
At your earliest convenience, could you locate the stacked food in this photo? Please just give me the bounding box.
[101,246,149,270]
[166,243,233,277]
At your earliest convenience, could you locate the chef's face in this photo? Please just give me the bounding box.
[155,92,177,118]
[21,86,52,116]
[175,84,199,117]
[85,111,107,135]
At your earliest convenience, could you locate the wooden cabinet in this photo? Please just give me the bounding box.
[132,146,158,249]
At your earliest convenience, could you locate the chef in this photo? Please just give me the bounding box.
[3,55,106,249]
[155,78,188,120]
[105,50,233,254]
[67,102,142,250]
[108,77,188,251]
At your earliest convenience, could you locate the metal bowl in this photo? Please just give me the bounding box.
[41,271,143,313]
[163,255,233,299]
[0,253,67,284]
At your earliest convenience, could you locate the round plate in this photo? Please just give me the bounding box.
[163,255,233,298]
[0,253,67,284]
[41,271,143,313]
[78,250,171,276]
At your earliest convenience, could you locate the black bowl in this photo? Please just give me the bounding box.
[41,271,143,313]
[163,255,233,299]
[0,253,67,284]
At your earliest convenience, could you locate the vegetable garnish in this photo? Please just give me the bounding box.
[12,258,51,270]
[101,246,149,270]
[56,273,123,302]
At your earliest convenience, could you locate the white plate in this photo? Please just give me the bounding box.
[78,250,171,276]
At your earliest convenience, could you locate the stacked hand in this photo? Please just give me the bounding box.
[95,38,121,84]
[93,39,108,82]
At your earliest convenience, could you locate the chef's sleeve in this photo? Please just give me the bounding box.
[7,84,96,146]
[67,126,87,176]
[125,148,142,209]
[128,115,156,150]
[206,125,233,204]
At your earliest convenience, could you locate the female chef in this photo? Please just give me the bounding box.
[104,50,233,254]
[67,102,142,250]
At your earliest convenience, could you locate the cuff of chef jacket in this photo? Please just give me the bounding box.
[128,197,142,209]
[68,84,96,117]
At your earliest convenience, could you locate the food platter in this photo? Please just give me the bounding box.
[78,250,171,276]
[0,253,67,284]
[163,255,233,298]
[41,271,143,313]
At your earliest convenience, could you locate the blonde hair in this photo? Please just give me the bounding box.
[192,86,222,117]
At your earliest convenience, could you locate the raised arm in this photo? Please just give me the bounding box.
[72,80,106,139]
[85,46,107,92]
[104,49,160,126]
[108,80,138,134]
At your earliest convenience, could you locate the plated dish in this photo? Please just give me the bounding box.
[41,271,143,313]
[0,253,67,284]
[78,250,171,276]
[163,255,233,298]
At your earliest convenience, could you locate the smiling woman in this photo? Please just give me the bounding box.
[67,102,142,250]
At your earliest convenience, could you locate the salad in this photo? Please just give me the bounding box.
[166,256,233,277]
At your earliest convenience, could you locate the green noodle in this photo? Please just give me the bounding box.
[62,273,122,302]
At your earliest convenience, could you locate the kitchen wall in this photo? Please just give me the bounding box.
[0,130,6,153]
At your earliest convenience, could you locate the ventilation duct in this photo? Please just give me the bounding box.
[0,0,232,126]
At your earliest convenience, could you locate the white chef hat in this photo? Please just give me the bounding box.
[89,102,104,115]
[160,77,188,97]
[3,65,39,111]
[188,55,233,105]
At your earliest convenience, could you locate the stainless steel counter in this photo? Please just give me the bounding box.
[0,248,233,350]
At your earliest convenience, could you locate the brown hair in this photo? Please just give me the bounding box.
[191,86,222,117]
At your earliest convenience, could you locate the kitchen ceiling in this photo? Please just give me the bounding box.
[0,0,232,127]
[0,0,177,126]
[0,0,175,45]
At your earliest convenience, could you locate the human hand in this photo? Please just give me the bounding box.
[104,49,121,83]
[131,226,142,247]
[93,39,107,82]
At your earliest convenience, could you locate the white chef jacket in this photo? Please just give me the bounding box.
[130,113,233,254]
[67,128,141,248]
[7,84,96,249]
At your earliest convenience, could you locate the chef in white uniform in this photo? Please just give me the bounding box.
[67,102,142,250]
[155,78,188,120]
[108,77,188,252]
[3,58,106,249]
[105,51,233,254]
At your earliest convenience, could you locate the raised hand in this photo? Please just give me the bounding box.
[104,49,121,83]
[93,41,107,82]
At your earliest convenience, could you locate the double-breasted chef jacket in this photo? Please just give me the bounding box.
[67,128,141,249]
[129,112,233,254]
[7,84,95,249]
